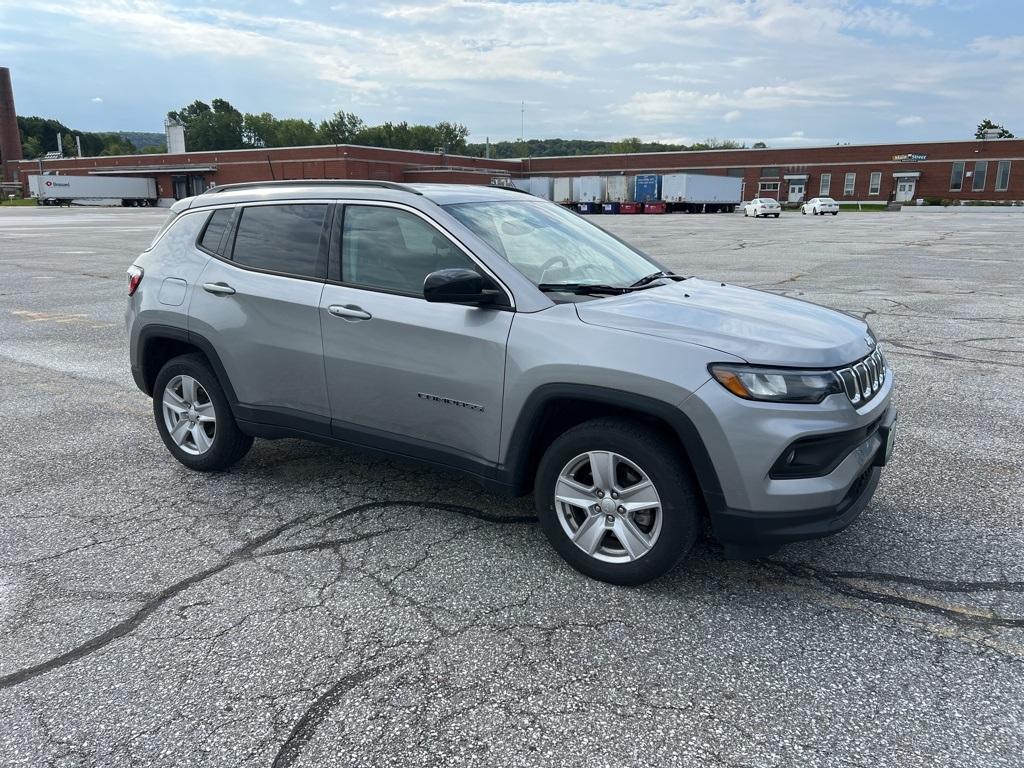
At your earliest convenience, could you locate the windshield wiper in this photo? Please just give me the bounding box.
[629,271,687,288]
[537,283,631,296]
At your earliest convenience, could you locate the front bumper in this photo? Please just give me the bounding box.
[710,406,896,559]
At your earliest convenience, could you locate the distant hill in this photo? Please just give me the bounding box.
[118,132,166,151]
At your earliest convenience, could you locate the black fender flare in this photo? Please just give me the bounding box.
[135,324,239,407]
[503,383,725,512]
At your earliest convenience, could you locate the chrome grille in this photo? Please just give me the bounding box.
[836,347,887,406]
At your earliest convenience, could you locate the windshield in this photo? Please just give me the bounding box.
[445,200,661,287]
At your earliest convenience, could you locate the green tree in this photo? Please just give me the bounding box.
[433,121,469,153]
[167,99,245,151]
[975,119,1014,139]
[752,141,768,149]
[22,135,42,158]
[610,137,643,154]
[317,110,365,144]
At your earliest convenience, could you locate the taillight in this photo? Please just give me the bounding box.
[127,266,144,296]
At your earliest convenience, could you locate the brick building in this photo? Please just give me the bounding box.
[10,137,1023,206]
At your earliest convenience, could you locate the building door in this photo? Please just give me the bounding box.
[787,182,805,203]
[895,179,916,202]
[172,175,188,200]
[189,174,206,196]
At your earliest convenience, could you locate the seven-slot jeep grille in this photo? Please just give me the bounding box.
[836,347,887,406]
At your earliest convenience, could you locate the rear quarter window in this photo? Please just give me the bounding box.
[197,208,233,256]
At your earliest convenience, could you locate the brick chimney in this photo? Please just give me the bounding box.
[0,67,23,183]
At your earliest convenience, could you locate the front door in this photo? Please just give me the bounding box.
[320,203,513,465]
[895,179,916,202]
[788,182,805,203]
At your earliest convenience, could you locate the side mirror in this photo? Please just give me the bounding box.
[423,268,500,306]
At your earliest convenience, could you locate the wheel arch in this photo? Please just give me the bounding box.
[136,324,238,407]
[503,384,725,511]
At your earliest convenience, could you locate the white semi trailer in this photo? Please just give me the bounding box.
[572,176,604,204]
[29,175,158,207]
[660,173,741,213]
[552,177,573,205]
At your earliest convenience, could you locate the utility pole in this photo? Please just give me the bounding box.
[520,101,525,143]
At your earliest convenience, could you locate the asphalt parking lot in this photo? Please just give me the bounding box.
[1,204,1022,767]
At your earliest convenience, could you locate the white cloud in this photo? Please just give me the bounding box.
[969,35,1024,59]
[8,0,1023,144]
[791,130,805,137]
[897,115,924,126]
[90,96,103,103]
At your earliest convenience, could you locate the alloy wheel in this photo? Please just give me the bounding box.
[554,451,663,563]
[162,375,217,455]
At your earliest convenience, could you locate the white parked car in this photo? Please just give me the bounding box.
[743,198,781,218]
[801,197,839,216]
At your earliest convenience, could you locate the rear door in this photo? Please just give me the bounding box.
[319,202,514,465]
[188,201,333,430]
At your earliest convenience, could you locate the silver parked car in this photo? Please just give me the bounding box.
[127,181,896,585]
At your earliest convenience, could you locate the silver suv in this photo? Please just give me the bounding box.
[127,181,896,585]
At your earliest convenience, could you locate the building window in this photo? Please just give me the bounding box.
[950,161,965,192]
[869,172,882,195]
[972,161,988,192]
[758,181,780,194]
[844,173,856,196]
[761,167,780,178]
[995,160,1011,192]
[726,168,745,177]
[819,173,831,196]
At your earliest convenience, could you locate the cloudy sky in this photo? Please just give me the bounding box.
[1,0,1021,146]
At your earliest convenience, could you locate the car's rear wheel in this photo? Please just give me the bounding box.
[534,418,700,585]
[773,213,780,218]
[152,354,253,471]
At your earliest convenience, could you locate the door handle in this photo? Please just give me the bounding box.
[328,304,372,321]
[203,282,236,296]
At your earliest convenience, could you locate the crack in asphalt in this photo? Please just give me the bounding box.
[767,561,1024,629]
[270,662,403,768]
[0,500,534,692]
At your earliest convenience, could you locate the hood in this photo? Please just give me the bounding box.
[575,279,873,367]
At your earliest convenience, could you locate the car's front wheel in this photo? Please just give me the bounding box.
[534,418,700,585]
[152,354,253,471]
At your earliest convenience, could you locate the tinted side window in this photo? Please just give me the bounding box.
[341,206,477,295]
[198,208,232,255]
[232,204,328,279]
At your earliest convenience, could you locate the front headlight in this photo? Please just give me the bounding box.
[709,364,844,404]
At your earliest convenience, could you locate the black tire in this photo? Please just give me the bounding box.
[773,213,780,218]
[533,417,700,586]
[832,212,838,216]
[152,353,253,471]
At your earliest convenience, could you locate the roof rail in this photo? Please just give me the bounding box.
[202,179,422,195]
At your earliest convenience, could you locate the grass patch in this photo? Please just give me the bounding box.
[0,198,39,207]
[837,203,888,212]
